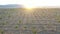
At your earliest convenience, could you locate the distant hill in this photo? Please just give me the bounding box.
[0,4,23,8]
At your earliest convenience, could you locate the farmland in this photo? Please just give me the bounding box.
[0,8,60,34]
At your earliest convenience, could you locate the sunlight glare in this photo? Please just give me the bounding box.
[23,5,35,9]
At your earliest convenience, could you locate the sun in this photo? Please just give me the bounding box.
[23,5,34,14]
[23,4,35,10]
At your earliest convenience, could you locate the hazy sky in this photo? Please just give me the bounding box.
[0,0,60,8]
